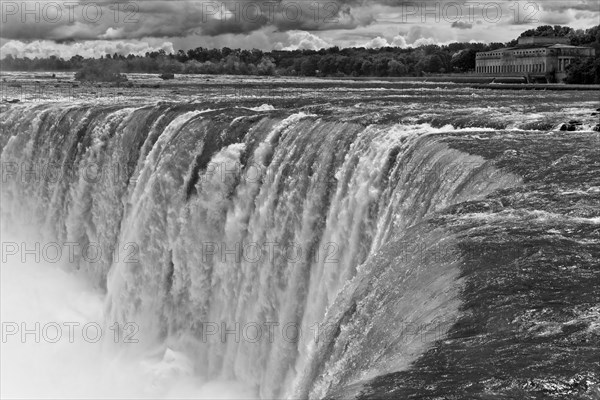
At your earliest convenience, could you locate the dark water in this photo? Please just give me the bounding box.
[352,131,600,400]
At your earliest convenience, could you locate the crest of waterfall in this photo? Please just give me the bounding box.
[0,103,520,398]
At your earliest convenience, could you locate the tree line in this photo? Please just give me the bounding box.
[1,25,599,83]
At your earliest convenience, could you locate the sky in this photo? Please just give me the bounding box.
[0,0,599,59]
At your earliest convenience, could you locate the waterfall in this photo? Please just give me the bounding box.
[0,103,520,398]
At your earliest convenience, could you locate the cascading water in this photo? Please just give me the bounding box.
[0,102,521,398]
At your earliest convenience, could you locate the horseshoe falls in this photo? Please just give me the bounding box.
[1,82,599,399]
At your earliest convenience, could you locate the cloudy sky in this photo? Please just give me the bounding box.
[0,0,598,58]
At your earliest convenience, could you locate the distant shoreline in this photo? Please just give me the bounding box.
[2,72,599,93]
[318,75,600,90]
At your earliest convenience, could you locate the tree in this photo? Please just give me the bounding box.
[521,25,574,38]
[388,59,408,76]
[451,49,477,72]
[426,54,444,73]
[361,60,373,75]
[257,57,276,75]
[176,50,188,63]
[565,57,600,84]
[374,59,389,76]
[300,58,317,76]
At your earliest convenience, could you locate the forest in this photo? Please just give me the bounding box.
[1,25,599,84]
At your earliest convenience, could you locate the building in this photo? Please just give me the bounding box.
[475,36,596,82]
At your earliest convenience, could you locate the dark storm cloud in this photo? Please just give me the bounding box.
[0,0,597,42]
[0,0,373,41]
[539,0,600,13]
[499,0,599,26]
[451,21,473,29]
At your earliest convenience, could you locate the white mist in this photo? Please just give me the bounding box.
[0,225,254,399]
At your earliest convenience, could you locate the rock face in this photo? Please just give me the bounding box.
[560,124,576,131]
[560,120,582,131]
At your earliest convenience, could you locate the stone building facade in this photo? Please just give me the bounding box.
[475,36,595,82]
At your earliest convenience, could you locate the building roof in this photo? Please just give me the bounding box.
[477,43,593,56]
[517,36,570,45]
[547,44,593,49]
